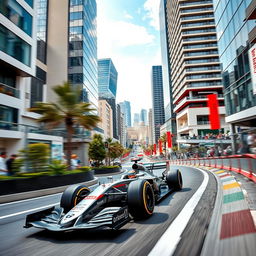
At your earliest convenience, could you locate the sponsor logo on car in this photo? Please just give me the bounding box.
[113,208,129,223]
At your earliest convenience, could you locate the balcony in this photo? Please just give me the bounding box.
[0,83,20,98]
[174,94,224,113]
[179,0,212,7]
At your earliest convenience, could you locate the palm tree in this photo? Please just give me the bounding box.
[29,81,101,169]
[160,133,167,158]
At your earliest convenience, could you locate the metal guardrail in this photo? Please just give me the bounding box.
[168,154,256,183]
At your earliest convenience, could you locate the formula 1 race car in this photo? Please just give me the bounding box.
[24,160,183,231]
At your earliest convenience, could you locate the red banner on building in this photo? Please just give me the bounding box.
[153,144,157,155]
[167,131,172,148]
[207,94,220,130]
[159,140,163,154]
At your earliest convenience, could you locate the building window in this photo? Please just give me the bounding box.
[70,12,83,20]
[69,56,83,67]
[197,115,209,125]
[0,105,18,124]
[24,0,34,8]
[30,77,43,108]
[0,0,32,36]
[0,24,31,66]
[70,0,83,6]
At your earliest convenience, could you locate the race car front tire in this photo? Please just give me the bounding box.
[166,169,183,191]
[127,179,155,219]
[60,184,90,213]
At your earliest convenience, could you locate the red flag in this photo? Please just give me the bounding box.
[207,94,220,130]
[167,131,172,148]
[159,140,163,154]
[153,144,157,155]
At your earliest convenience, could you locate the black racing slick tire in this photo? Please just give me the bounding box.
[60,184,90,213]
[166,169,183,191]
[127,179,155,219]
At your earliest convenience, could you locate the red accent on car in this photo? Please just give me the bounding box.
[96,194,105,200]
[113,184,126,188]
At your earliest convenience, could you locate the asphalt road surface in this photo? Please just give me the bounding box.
[0,164,216,256]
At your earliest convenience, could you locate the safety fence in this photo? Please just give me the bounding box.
[168,154,256,183]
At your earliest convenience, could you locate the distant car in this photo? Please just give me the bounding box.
[24,160,183,232]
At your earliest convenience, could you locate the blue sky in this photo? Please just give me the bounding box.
[97,0,161,116]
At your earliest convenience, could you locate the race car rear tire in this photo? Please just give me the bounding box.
[60,184,90,213]
[166,169,183,191]
[127,179,155,219]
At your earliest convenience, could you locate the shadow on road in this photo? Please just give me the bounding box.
[27,228,136,244]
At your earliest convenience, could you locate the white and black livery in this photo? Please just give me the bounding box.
[24,159,183,231]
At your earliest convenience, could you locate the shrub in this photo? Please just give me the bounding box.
[78,166,91,172]
[19,143,50,172]
[48,160,67,175]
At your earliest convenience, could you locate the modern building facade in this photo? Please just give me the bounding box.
[119,100,132,127]
[69,0,98,108]
[160,0,177,139]
[140,109,148,125]
[117,103,126,147]
[151,66,165,144]
[98,99,113,139]
[213,0,256,151]
[0,0,63,157]
[98,58,118,139]
[163,0,229,148]
[148,108,153,145]
[133,113,140,126]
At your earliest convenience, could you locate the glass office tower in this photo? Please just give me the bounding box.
[151,66,165,144]
[213,0,256,151]
[68,0,98,108]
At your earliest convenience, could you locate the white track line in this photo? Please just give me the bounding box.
[148,167,209,256]
[0,203,58,220]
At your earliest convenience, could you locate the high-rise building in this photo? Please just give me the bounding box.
[213,0,256,152]
[98,99,113,139]
[98,58,118,99]
[133,113,140,126]
[148,109,153,145]
[69,0,98,108]
[159,0,176,138]
[140,109,148,125]
[98,58,118,139]
[163,0,229,148]
[151,66,165,144]
[119,101,132,127]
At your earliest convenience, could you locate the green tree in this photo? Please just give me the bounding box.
[107,141,124,164]
[20,143,50,172]
[29,82,100,169]
[88,134,106,166]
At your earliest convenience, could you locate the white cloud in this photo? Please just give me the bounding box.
[123,11,133,20]
[98,19,155,57]
[143,0,161,30]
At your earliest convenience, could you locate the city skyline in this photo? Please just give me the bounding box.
[97,0,161,115]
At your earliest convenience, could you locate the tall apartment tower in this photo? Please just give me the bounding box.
[151,66,165,144]
[213,0,256,152]
[98,58,118,139]
[133,113,140,126]
[164,0,229,147]
[160,0,176,138]
[119,101,132,128]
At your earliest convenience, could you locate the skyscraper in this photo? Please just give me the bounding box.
[68,0,98,108]
[119,101,132,127]
[159,0,176,137]
[140,109,148,125]
[133,113,140,126]
[98,58,118,99]
[213,0,256,152]
[162,0,229,148]
[98,58,118,139]
[151,66,165,144]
